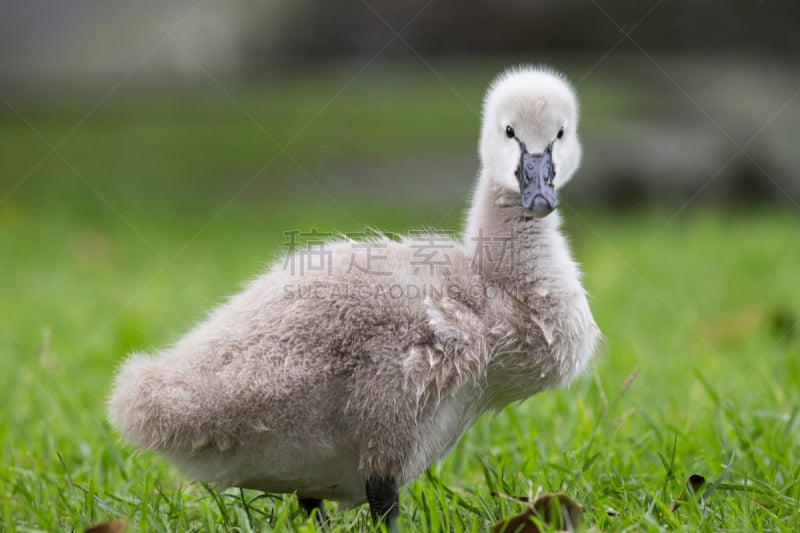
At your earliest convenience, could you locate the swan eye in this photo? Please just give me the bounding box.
[505,125,515,139]
[557,126,565,139]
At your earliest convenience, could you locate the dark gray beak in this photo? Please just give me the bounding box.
[515,141,556,217]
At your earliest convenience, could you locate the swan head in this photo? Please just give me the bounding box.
[479,66,582,218]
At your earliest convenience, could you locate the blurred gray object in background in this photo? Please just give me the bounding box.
[2,0,797,209]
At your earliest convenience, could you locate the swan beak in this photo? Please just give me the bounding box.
[516,142,557,218]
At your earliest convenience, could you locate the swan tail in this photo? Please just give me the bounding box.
[107,352,231,452]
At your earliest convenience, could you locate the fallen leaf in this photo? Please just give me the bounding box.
[85,519,128,533]
[669,473,706,512]
[492,493,584,533]
[752,496,770,509]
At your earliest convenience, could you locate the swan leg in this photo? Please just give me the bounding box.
[365,476,399,530]
[298,496,327,524]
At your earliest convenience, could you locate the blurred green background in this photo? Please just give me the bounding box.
[1,1,799,530]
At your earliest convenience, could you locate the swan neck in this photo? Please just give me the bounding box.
[464,173,561,283]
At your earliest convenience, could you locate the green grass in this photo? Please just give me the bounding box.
[1,72,799,531]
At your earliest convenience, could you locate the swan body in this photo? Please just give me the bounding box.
[108,65,599,524]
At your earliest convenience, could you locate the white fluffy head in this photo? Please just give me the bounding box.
[479,66,582,192]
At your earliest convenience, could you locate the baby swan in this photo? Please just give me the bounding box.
[108,66,599,529]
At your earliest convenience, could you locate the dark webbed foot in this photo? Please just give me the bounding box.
[365,476,399,529]
[298,496,328,524]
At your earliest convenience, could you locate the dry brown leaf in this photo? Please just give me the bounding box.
[669,473,707,512]
[492,493,584,533]
[85,519,128,533]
